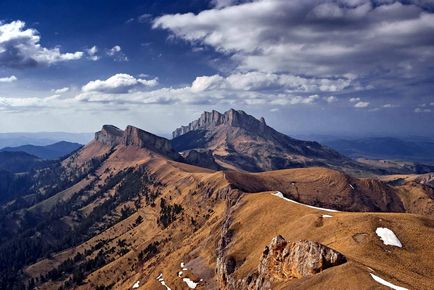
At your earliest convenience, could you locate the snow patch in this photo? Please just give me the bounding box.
[183,277,199,289]
[132,281,140,289]
[156,273,171,290]
[273,191,339,212]
[370,273,408,290]
[375,227,402,247]
[322,214,333,218]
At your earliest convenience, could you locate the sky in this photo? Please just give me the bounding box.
[0,0,433,137]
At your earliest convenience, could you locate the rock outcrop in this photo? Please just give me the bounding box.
[95,125,181,160]
[95,125,124,147]
[244,235,346,289]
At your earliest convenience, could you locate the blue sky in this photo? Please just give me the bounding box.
[0,0,433,137]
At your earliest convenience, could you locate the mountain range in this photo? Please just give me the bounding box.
[0,141,82,160]
[317,137,434,164]
[0,109,433,290]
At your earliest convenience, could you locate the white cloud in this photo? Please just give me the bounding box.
[383,103,398,108]
[191,75,225,92]
[190,72,353,93]
[106,45,128,62]
[349,97,361,103]
[0,94,74,112]
[324,96,338,103]
[86,45,99,61]
[0,75,17,83]
[354,101,370,108]
[138,14,152,23]
[153,0,434,89]
[0,20,83,68]
[81,73,158,94]
[414,107,431,113]
[53,87,70,94]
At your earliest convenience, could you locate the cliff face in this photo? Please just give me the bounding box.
[95,125,180,160]
[242,236,347,290]
[172,109,267,138]
[95,125,124,147]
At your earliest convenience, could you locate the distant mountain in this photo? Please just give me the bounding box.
[172,109,361,172]
[0,141,82,160]
[320,137,434,163]
[0,151,48,173]
[0,132,93,148]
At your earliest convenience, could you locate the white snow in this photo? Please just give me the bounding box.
[180,262,185,268]
[375,227,402,247]
[178,271,183,277]
[273,191,339,213]
[132,281,140,289]
[183,278,199,289]
[370,273,408,290]
[322,214,333,218]
[156,273,172,290]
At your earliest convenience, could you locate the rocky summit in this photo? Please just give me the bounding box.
[96,124,180,160]
[172,109,361,172]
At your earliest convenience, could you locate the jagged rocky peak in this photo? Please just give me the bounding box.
[172,109,268,138]
[95,125,124,147]
[94,125,180,159]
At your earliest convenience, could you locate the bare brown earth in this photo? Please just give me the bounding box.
[20,133,434,290]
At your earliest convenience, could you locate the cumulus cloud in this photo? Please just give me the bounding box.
[354,101,370,108]
[106,45,128,62]
[0,75,17,83]
[75,72,322,107]
[81,73,158,94]
[190,72,353,93]
[349,97,361,103]
[0,20,83,68]
[153,0,434,87]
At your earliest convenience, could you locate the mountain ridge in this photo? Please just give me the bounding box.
[0,141,82,160]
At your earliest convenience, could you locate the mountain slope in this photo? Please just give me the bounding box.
[172,109,363,173]
[0,122,433,290]
[0,151,47,173]
[0,141,82,160]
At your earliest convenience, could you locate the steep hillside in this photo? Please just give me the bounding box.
[172,109,365,173]
[0,141,82,160]
[0,123,433,290]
